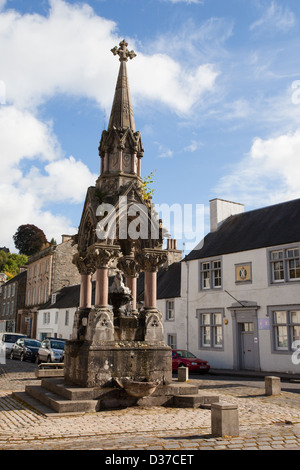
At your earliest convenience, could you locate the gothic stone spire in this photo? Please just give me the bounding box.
[108,40,136,131]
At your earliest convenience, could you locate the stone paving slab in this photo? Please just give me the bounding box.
[1,361,300,451]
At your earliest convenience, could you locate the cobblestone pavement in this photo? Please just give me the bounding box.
[1,360,300,451]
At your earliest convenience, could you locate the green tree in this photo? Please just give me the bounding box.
[13,224,48,256]
[0,250,28,280]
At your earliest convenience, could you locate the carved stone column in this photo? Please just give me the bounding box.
[136,248,168,343]
[87,244,120,307]
[136,248,168,309]
[117,255,140,313]
[73,252,95,309]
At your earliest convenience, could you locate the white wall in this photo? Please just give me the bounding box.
[162,246,300,374]
[37,307,76,340]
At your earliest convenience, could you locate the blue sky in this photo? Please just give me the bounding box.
[1,0,300,253]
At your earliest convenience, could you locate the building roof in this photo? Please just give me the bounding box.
[40,283,82,310]
[185,198,300,261]
[2,270,27,286]
[137,262,182,300]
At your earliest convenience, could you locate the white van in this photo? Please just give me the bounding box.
[0,332,27,358]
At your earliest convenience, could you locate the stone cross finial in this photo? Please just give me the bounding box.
[111,40,136,62]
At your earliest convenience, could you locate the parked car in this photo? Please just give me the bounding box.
[36,338,65,363]
[172,349,210,373]
[0,332,27,358]
[10,338,41,362]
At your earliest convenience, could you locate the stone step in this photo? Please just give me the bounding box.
[155,382,199,396]
[35,369,64,379]
[41,378,96,401]
[172,393,219,409]
[25,385,98,414]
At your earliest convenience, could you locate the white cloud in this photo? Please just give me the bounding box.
[250,1,295,33]
[0,106,96,250]
[20,156,97,204]
[155,142,173,158]
[215,129,300,207]
[0,0,217,114]
[184,140,203,152]
[132,56,218,115]
[0,0,219,250]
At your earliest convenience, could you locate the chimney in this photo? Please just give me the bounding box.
[61,234,72,243]
[210,199,244,232]
[165,239,182,266]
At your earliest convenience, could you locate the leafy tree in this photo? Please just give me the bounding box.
[0,250,28,280]
[13,224,48,256]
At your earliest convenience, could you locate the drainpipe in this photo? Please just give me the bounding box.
[185,260,189,351]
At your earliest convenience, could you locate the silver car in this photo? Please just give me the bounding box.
[0,332,27,358]
[36,338,65,363]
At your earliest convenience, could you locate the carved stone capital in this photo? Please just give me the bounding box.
[136,249,168,272]
[87,243,120,269]
[72,252,95,275]
[117,255,140,278]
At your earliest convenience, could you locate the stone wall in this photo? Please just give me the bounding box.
[51,239,81,293]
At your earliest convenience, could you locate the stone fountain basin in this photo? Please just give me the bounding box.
[122,380,158,398]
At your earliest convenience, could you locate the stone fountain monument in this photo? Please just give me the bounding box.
[21,41,215,413]
[63,40,172,404]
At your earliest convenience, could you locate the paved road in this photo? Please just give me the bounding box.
[1,359,300,453]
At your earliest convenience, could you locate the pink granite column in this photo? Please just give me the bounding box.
[95,267,109,307]
[104,152,109,173]
[131,152,137,174]
[118,150,123,172]
[144,271,157,309]
[137,157,141,177]
[79,273,92,309]
[126,277,137,311]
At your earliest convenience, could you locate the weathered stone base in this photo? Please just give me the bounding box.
[21,377,220,415]
[64,339,172,388]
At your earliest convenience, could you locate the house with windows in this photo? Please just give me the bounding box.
[18,235,81,338]
[161,197,300,375]
[0,270,27,333]
[36,283,84,340]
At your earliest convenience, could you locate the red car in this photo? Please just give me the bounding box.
[172,349,210,373]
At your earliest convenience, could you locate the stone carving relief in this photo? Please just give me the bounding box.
[136,249,168,272]
[109,151,119,171]
[123,153,131,173]
[117,255,140,278]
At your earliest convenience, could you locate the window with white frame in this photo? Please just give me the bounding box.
[167,334,177,349]
[43,311,50,324]
[200,259,222,290]
[270,247,300,283]
[271,308,300,352]
[166,300,175,320]
[197,310,223,349]
[65,310,69,326]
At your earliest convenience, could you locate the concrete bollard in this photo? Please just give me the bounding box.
[265,376,281,396]
[211,403,239,437]
[178,366,189,382]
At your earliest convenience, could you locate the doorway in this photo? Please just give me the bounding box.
[229,302,260,371]
[239,322,255,370]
